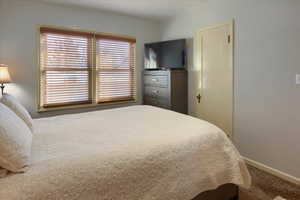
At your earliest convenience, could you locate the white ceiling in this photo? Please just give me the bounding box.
[39,0,201,21]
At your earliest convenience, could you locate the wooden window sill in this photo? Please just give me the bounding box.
[38,99,137,113]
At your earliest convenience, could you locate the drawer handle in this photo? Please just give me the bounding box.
[151,78,158,82]
[152,90,159,94]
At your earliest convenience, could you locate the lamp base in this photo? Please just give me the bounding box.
[0,84,4,95]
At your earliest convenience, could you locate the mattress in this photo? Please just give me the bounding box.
[0,105,251,200]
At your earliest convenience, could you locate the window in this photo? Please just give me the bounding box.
[40,28,93,107]
[39,27,136,110]
[96,37,135,103]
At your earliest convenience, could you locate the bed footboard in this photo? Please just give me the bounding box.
[191,184,239,200]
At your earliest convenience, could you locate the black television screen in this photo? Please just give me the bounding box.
[144,39,186,70]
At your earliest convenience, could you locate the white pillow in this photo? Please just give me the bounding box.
[0,103,32,172]
[1,94,34,132]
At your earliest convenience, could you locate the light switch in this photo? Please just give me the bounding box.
[296,74,300,85]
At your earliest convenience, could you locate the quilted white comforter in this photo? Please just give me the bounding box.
[0,105,251,200]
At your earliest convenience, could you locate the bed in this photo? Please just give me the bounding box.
[0,105,251,200]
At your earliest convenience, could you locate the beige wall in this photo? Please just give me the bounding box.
[0,0,161,117]
[160,0,300,178]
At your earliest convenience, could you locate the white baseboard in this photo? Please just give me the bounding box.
[243,157,300,186]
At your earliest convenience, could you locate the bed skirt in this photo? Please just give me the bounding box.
[192,184,238,200]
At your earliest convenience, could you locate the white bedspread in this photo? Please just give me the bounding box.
[0,105,251,200]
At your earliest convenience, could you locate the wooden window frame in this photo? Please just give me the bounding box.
[96,36,136,104]
[38,26,137,112]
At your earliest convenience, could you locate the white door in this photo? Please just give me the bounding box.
[194,21,233,137]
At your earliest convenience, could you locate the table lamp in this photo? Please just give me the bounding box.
[0,64,11,95]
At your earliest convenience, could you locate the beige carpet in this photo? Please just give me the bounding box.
[240,165,300,200]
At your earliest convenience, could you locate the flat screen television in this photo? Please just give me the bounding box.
[144,39,186,70]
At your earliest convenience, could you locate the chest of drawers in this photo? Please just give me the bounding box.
[143,70,187,114]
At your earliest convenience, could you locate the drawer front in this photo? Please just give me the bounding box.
[144,86,170,99]
[144,97,170,109]
[144,75,168,87]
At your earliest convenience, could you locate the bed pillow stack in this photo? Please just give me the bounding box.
[0,94,33,173]
[1,94,34,132]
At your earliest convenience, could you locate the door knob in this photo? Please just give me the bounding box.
[196,94,201,103]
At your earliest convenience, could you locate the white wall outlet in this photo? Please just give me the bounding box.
[296,74,300,85]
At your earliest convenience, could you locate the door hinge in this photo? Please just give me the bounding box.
[227,35,231,44]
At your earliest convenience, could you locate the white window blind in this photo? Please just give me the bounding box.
[96,37,136,103]
[40,28,93,107]
[39,27,136,109]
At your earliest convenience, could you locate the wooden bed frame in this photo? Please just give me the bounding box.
[191,184,239,200]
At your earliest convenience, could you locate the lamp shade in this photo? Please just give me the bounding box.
[0,64,11,84]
